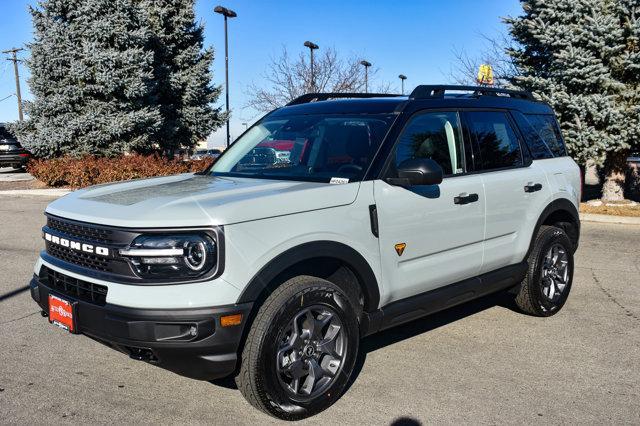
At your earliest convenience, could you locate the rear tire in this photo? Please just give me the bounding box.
[515,225,574,316]
[236,275,360,420]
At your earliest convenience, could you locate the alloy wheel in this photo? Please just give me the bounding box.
[275,305,346,400]
[541,243,569,302]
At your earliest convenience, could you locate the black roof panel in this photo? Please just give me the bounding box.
[270,93,553,117]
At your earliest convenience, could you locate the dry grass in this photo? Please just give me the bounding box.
[580,202,640,217]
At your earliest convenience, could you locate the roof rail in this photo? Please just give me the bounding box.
[286,92,402,106]
[409,85,534,101]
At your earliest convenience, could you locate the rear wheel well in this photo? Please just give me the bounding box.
[541,209,579,250]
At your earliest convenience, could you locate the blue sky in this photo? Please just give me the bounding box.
[0,0,522,147]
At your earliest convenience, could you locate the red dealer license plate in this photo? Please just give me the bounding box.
[49,294,75,333]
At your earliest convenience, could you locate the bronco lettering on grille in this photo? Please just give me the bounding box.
[44,232,110,256]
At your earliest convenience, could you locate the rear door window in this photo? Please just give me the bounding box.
[466,111,523,170]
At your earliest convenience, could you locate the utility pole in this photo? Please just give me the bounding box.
[3,47,24,121]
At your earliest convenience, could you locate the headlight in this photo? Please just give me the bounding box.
[119,234,217,279]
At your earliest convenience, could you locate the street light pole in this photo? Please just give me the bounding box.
[214,5,237,148]
[360,60,371,93]
[398,74,407,95]
[303,41,319,92]
[2,47,24,121]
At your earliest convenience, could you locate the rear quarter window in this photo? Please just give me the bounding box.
[524,114,567,157]
[511,111,554,160]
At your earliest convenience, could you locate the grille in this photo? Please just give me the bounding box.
[47,216,115,244]
[40,266,108,305]
[46,243,111,272]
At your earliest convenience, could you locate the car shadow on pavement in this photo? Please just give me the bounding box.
[345,290,520,394]
[210,291,520,392]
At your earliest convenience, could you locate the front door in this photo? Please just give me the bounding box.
[373,111,485,305]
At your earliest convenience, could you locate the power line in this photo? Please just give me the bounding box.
[0,60,9,79]
[0,94,15,103]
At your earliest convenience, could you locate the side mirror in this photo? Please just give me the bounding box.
[386,158,443,187]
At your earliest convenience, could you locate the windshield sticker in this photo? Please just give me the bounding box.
[330,177,350,185]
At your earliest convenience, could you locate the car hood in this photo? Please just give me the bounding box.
[45,174,360,227]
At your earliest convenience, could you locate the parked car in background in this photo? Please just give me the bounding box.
[0,123,30,170]
[191,148,222,160]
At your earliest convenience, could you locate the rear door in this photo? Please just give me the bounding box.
[373,110,485,304]
[463,111,551,273]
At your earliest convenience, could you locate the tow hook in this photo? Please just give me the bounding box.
[128,347,158,363]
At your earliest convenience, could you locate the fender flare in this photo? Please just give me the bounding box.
[236,241,380,312]
[527,198,580,256]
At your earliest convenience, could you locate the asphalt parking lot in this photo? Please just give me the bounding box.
[0,166,32,182]
[1,196,639,425]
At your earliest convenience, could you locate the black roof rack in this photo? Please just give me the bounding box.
[286,92,402,106]
[409,85,534,101]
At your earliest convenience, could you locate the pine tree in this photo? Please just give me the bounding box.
[12,0,161,158]
[143,0,224,156]
[505,0,640,201]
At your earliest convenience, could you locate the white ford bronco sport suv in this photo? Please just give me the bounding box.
[31,85,581,420]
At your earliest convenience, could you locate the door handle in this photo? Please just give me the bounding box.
[524,182,543,193]
[454,193,479,205]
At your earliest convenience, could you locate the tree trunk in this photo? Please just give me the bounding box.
[601,151,628,202]
[584,159,600,185]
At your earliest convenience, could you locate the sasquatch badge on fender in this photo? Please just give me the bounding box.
[395,243,406,256]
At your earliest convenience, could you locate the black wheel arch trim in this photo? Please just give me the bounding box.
[528,198,580,256]
[236,241,380,312]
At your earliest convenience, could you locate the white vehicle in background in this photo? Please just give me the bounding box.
[191,148,222,160]
[30,86,580,420]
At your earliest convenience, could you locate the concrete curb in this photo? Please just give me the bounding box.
[0,189,72,197]
[580,212,640,225]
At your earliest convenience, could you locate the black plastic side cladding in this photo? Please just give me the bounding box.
[236,241,380,313]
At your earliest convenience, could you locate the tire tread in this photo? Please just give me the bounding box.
[236,275,354,419]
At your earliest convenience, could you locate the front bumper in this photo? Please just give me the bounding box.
[30,275,253,381]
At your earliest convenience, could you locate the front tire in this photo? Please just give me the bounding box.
[515,225,574,316]
[236,275,360,420]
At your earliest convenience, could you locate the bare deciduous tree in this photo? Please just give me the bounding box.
[245,46,391,112]
[448,34,518,88]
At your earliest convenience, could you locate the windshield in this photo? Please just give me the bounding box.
[211,114,395,182]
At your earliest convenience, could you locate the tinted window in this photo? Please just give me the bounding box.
[0,126,15,140]
[395,112,464,176]
[525,114,566,157]
[511,111,553,160]
[467,112,523,170]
